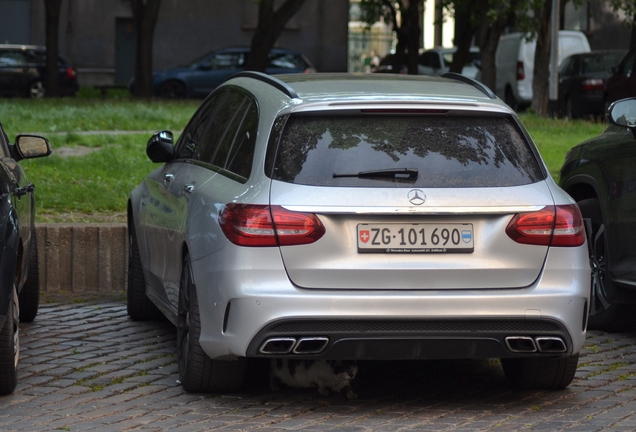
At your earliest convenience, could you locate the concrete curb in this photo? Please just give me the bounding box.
[36,224,127,294]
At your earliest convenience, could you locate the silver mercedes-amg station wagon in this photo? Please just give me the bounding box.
[127,72,590,393]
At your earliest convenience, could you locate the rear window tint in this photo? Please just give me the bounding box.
[270,115,544,188]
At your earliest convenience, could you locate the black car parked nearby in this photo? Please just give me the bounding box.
[0,123,51,394]
[557,51,624,119]
[0,44,79,98]
[559,97,636,331]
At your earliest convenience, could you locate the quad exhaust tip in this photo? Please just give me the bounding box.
[505,336,567,353]
[259,337,330,355]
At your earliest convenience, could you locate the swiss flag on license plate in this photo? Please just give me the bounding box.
[359,230,370,243]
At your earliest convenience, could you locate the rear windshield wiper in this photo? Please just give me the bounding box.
[333,168,418,180]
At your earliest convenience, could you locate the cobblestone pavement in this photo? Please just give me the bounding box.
[3,296,636,431]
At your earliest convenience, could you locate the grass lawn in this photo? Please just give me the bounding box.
[0,95,608,223]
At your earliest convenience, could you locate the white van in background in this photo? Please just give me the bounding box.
[495,30,591,109]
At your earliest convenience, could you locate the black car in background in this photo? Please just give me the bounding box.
[557,51,624,118]
[145,47,316,98]
[0,44,79,98]
[0,122,51,394]
[559,97,636,331]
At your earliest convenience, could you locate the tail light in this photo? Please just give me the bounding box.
[66,67,77,80]
[580,78,604,92]
[219,204,325,247]
[517,62,525,80]
[506,204,585,247]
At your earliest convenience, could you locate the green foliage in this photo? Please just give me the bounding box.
[519,113,606,179]
[0,98,199,136]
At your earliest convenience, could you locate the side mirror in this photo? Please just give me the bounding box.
[12,135,52,161]
[146,130,175,163]
[609,98,636,127]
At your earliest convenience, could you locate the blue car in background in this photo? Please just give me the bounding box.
[145,47,316,98]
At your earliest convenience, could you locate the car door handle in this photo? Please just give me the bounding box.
[184,184,195,193]
[163,173,174,185]
[14,184,35,197]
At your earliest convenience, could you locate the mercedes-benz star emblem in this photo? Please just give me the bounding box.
[408,189,426,205]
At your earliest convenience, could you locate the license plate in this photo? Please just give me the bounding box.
[357,223,474,253]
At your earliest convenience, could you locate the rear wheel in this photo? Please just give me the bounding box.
[0,287,19,395]
[578,198,634,331]
[178,254,247,393]
[127,222,163,321]
[501,354,578,390]
[28,81,45,98]
[505,87,517,111]
[159,80,186,99]
[565,96,575,119]
[19,233,40,323]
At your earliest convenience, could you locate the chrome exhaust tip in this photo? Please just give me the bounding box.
[292,337,329,354]
[535,337,567,353]
[505,336,538,353]
[259,338,296,354]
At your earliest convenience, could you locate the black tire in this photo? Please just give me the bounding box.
[578,198,634,331]
[158,80,186,99]
[501,354,579,390]
[0,287,19,395]
[19,233,40,323]
[177,254,247,393]
[127,223,163,321]
[565,96,575,120]
[505,87,517,111]
[28,81,45,98]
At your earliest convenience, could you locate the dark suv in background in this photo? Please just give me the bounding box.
[0,44,79,98]
[559,97,636,331]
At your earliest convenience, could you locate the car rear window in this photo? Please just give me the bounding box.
[269,115,544,188]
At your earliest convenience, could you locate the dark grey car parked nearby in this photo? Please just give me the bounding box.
[0,123,51,394]
[560,97,636,331]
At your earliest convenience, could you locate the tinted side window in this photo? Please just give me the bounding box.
[201,52,245,70]
[224,102,258,179]
[198,91,246,165]
[271,115,544,188]
[0,50,27,66]
[175,90,228,159]
[268,53,304,69]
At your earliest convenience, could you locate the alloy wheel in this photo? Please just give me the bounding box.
[584,217,610,316]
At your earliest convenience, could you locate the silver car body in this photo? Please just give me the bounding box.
[129,74,589,364]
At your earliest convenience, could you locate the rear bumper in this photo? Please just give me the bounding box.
[191,246,590,361]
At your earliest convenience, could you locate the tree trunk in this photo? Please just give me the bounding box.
[44,0,63,98]
[531,0,552,116]
[450,4,478,74]
[404,0,423,75]
[131,0,161,98]
[244,0,307,72]
[476,0,515,92]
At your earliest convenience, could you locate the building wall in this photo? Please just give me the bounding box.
[587,0,631,51]
[28,0,349,86]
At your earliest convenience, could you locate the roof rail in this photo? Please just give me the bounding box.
[441,72,496,100]
[229,71,299,99]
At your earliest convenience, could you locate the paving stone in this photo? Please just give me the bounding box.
[8,296,636,431]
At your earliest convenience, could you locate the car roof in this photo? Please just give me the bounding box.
[273,73,498,103]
